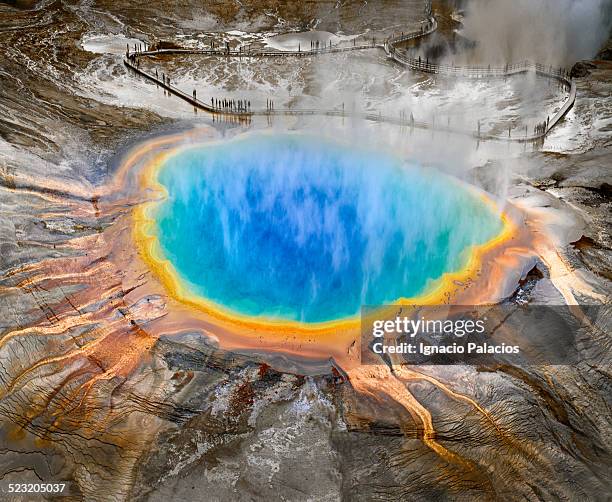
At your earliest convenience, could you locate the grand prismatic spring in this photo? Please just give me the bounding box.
[0,0,610,500]
[137,134,506,325]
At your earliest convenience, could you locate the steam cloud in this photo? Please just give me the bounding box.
[461,0,612,66]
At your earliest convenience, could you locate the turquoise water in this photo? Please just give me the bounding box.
[154,134,503,323]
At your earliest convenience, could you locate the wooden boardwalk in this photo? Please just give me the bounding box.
[383,21,576,141]
[124,15,576,143]
[134,43,383,59]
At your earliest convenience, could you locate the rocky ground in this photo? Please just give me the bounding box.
[0,1,610,501]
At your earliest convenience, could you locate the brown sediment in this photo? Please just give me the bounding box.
[513,197,608,306]
[0,207,169,497]
[342,358,568,497]
[346,364,498,494]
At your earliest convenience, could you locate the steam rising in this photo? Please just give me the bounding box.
[461,0,612,66]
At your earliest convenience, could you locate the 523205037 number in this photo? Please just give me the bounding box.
[6,483,66,494]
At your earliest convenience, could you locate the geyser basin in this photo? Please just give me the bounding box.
[137,133,507,326]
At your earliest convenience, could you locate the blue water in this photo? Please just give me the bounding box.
[154,134,502,323]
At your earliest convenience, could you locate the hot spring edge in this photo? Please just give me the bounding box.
[133,133,514,331]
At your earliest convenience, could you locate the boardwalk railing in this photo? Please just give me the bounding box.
[387,50,571,80]
[124,14,576,142]
[123,55,485,139]
[383,18,576,141]
[134,43,382,59]
[385,17,438,49]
